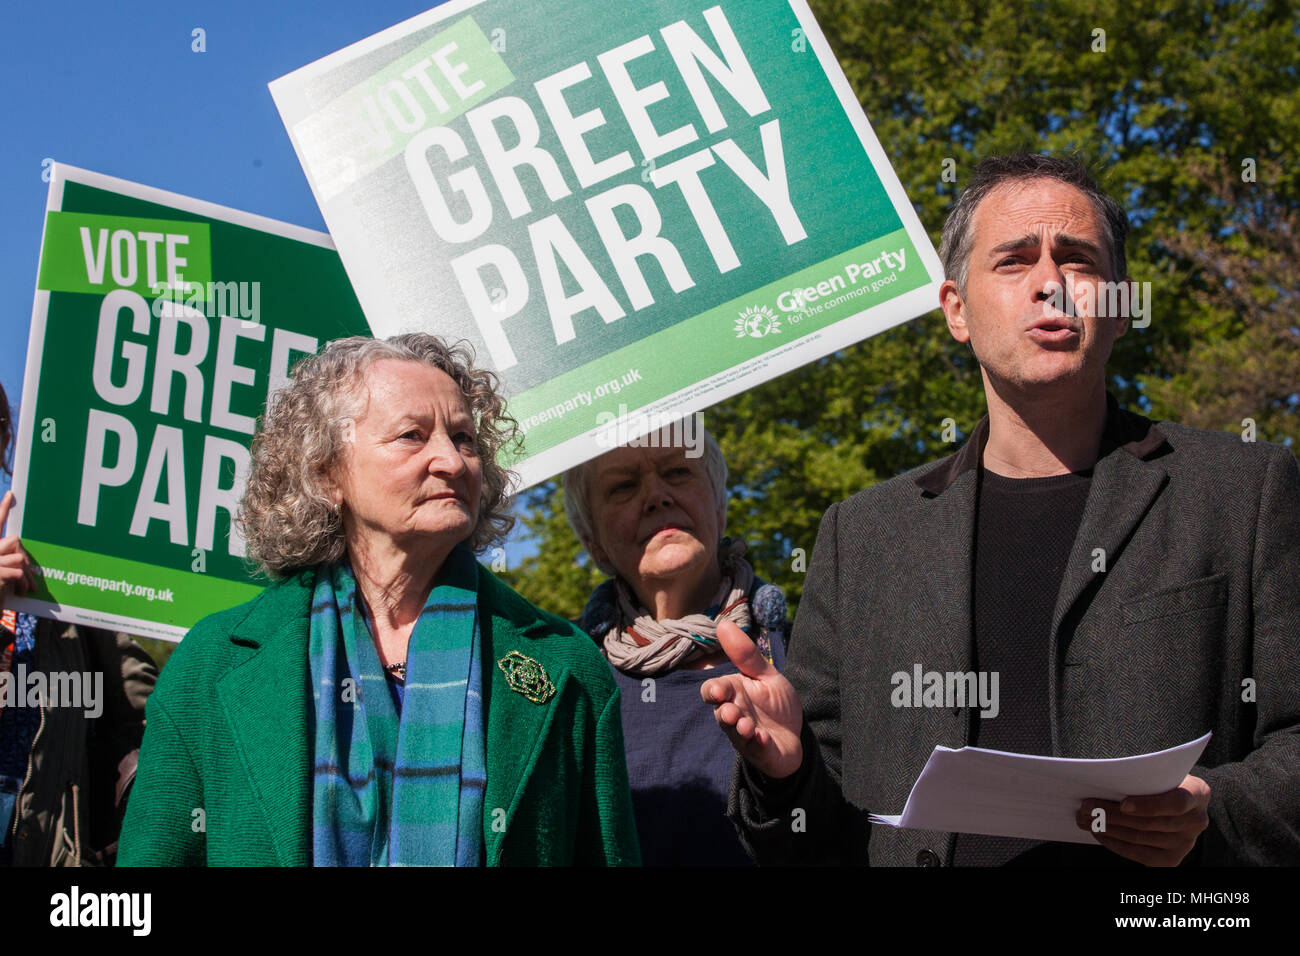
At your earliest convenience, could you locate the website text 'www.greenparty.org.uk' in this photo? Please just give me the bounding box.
[35,565,175,602]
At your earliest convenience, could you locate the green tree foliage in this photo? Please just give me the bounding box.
[503,0,1299,620]
[1142,157,1300,440]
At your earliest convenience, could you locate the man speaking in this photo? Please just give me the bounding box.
[703,154,1300,866]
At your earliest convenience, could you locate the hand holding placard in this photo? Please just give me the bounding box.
[0,491,38,612]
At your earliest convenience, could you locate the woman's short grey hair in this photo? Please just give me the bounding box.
[239,333,519,578]
[562,424,728,577]
[938,153,1129,294]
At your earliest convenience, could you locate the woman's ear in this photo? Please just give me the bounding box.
[583,534,609,570]
[318,467,344,513]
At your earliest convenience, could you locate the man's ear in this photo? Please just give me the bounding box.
[940,279,970,343]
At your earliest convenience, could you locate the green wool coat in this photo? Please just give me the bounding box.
[116,564,640,866]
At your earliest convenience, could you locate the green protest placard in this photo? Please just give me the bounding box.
[9,164,371,640]
[270,0,944,486]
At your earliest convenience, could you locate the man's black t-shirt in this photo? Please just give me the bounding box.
[952,466,1125,866]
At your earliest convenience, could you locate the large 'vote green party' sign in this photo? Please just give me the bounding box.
[271,0,944,486]
[12,1,943,639]
[10,165,370,640]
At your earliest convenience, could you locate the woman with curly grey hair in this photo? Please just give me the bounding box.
[119,334,638,867]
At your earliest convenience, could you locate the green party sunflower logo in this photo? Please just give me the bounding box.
[735,305,781,338]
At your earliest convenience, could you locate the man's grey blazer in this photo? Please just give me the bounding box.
[730,396,1300,865]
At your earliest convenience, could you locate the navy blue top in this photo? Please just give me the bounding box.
[612,623,786,867]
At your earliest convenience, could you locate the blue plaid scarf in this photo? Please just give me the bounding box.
[309,544,485,866]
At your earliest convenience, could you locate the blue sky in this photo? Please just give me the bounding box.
[0,0,449,495]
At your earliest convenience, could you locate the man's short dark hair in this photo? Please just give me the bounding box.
[938,153,1129,293]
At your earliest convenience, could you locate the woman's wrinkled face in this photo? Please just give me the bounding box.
[584,443,724,605]
[331,360,483,552]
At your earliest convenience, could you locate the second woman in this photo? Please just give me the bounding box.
[564,425,787,865]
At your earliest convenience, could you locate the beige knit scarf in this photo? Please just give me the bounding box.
[598,538,755,677]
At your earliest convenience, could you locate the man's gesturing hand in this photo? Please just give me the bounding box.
[1077,774,1211,866]
[700,620,804,780]
[0,491,37,613]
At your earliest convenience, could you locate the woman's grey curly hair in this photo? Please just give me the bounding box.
[239,334,519,578]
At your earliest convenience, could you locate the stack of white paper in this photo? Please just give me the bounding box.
[868,733,1211,844]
